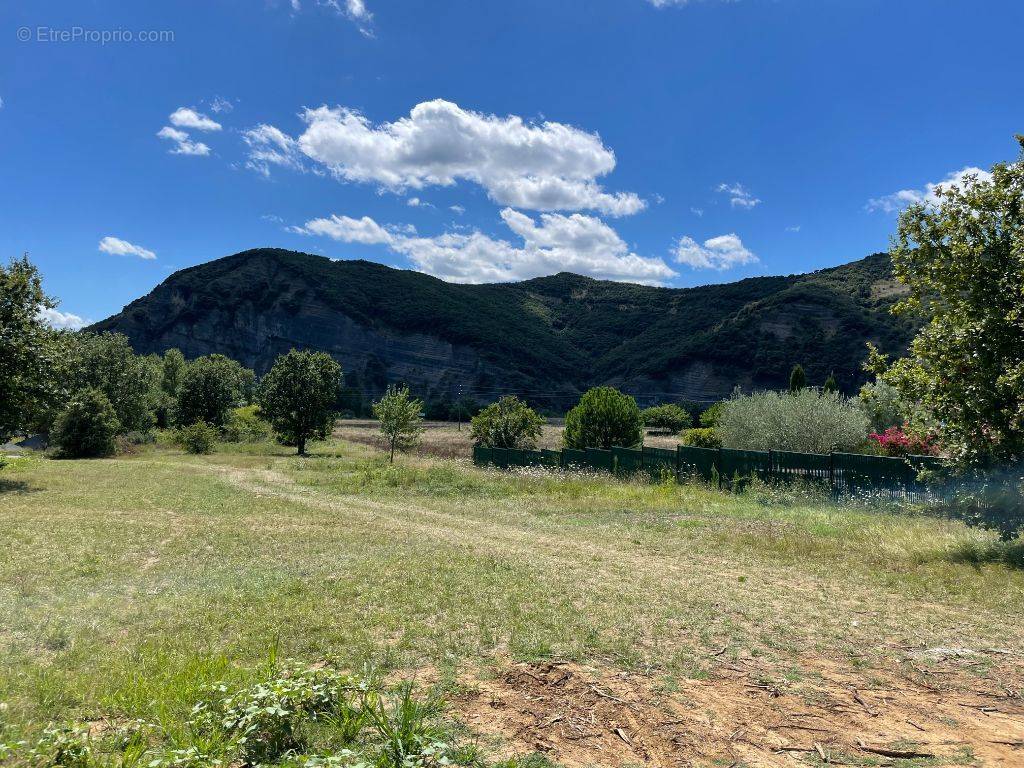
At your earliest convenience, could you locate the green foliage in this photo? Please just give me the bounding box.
[0,255,64,442]
[823,371,838,393]
[160,348,186,397]
[718,388,869,454]
[61,332,159,434]
[873,137,1024,537]
[51,389,121,458]
[223,405,272,443]
[175,421,219,455]
[877,137,1024,470]
[176,354,254,428]
[857,379,911,432]
[470,395,544,449]
[699,401,725,428]
[640,403,691,433]
[257,350,342,455]
[563,386,642,449]
[372,385,424,462]
[788,364,806,392]
[680,427,721,448]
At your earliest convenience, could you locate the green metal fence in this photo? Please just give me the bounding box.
[472,443,947,500]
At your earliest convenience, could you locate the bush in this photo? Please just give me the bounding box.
[176,421,219,454]
[175,354,253,428]
[563,387,642,450]
[699,401,725,428]
[223,405,272,443]
[680,427,721,448]
[640,404,691,434]
[470,395,544,448]
[51,388,121,458]
[868,425,940,457]
[718,388,869,454]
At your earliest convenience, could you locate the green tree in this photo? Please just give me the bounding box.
[699,401,725,428]
[872,136,1024,538]
[788,364,806,393]
[470,395,544,449]
[563,386,643,450]
[175,354,253,428]
[372,385,424,462]
[0,255,63,442]
[823,371,839,393]
[66,332,157,433]
[161,348,186,396]
[51,388,121,458]
[175,421,219,455]
[640,403,692,434]
[718,388,869,454]
[257,349,341,455]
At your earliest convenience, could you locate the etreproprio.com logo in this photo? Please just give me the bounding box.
[17,26,175,44]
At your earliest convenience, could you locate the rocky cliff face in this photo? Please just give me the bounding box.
[92,248,917,408]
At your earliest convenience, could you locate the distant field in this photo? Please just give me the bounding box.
[2,437,1023,766]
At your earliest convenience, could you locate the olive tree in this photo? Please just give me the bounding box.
[372,385,424,462]
[257,349,341,455]
[563,387,642,450]
[718,388,869,454]
[470,395,544,449]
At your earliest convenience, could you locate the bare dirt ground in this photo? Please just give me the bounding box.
[454,657,1024,767]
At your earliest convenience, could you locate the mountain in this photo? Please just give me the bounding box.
[90,248,919,413]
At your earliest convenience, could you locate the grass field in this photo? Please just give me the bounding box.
[2,433,1023,766]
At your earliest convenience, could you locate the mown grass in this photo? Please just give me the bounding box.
[1,438,1022,760]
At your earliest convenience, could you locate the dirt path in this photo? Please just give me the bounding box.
[171,459,1024,765]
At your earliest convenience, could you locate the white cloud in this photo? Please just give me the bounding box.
[248,99,645,216]
[406,196,434,208]
[315,0,374,35]
[37,306,88,330]
[717,182,761,209]
[291,214,396,245]
[690,207,704,217]
[449,205,465,215]
[295,207,676,284]
[785,224,801,233]
[169,107,222,131]
[673,233,757,270]
[98,236,156,260]
[242,123,304,175]
[157,125,211,156]
[866,167,994,214]
[208,96,234,114]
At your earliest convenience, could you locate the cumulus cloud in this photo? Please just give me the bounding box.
[246,99,644,216]
[208,96,234,114]
[98,236,156,260]
[717,182,761,209]
[866,167,994,214]
[169,107,222,131]
[673,233,757,270]
[294,207,675,284]
[157,126,211,156]
[37,306,88,330]
[291,214,397,245]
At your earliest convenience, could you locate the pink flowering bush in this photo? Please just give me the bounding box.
[868,425,940,457]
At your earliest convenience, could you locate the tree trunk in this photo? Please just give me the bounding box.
[390,436,396,463]
[297,435,306,455]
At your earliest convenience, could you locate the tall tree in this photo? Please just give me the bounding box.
[257,349,341,455]
[372,385,424,462]
[470,395,544,449]
[68,332,158,432]
[872,136,1024,539]
[788,364,806,393]
[0,255,62,442]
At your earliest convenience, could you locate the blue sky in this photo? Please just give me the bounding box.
[3,0,1023,328]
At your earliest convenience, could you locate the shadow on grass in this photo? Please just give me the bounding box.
[938,539,1024,570]
[0,477,37,495]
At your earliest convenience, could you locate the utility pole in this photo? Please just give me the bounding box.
[456,383,464,431]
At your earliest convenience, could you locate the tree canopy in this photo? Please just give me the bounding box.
[257,349,341,455]
[563,387,643,450]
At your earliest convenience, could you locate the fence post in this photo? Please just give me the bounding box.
[829,451,836,500]
[717,447,723,490]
